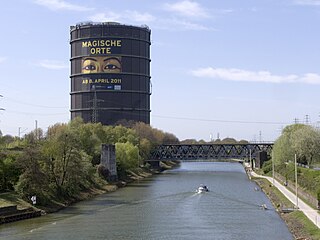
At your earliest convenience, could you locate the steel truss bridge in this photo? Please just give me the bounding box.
[149,143,273,161]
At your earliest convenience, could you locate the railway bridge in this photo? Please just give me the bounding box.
[101,143,274,181]
[147,143,273,167]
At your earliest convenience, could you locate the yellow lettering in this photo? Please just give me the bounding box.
[83,40,122,48]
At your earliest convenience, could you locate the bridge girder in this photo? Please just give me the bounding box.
[149,143,273,161]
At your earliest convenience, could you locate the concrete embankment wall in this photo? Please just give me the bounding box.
[0,205,41,224]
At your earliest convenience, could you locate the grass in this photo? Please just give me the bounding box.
[0,191,33,210]
[254,178,320,239]
[288,211,320,239]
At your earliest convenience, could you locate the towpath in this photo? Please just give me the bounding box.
[251,171,320,228]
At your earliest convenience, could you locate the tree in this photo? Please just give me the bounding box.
[69,119,102,165]
[139,138,152,161]
[42,123,95,197]
[0,134,15,148]
[292,125,320,166]
[220,138,237,144]
[272,124,305,166]
[0,154,20,191]
[15,145,49,203]
[116,142,139,170]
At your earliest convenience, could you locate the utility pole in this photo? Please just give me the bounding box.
[35,120,38,140]
[249,149,252,169]
[305,115,310,125]
[259,131,262,143]
[272,151,275,186]
[295,154,299,208]
[0,95,4,112]
[18,127,28,138]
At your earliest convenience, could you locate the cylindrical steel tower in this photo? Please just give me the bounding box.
[70,22,151,125]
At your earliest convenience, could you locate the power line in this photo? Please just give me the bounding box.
[3,110,68,116]
[3,96,67,109]
[152,114,290,125]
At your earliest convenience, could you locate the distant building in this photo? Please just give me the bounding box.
[70,22,151,124]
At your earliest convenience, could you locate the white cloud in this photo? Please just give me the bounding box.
[90,12,211,31]
[89,11,155,24]
[294,0,320,6]
[126,11,156,23]
[33,0,93,11]
[0,57,6,63]
[35,60,68,70]
[157,18,213,31]
[164,0,209,18]
[90,12,121,22]
[191,67,320,84]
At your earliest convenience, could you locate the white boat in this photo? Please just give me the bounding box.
[196,185,209,193]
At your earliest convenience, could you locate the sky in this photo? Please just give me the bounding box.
[0,0,320,142]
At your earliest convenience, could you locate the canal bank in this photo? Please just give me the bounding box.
[0,161,179,224]
[249,171,320,240]
[0,162,293,240]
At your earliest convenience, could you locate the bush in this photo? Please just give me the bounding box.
[262,160,272,174]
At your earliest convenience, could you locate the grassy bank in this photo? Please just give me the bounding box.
[254,178,320,240]
[1,161,179,218]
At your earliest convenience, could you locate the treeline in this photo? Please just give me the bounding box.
[263,124,320,198]
[0,118,178,205]
[180,138,249,144]
[273,124,320,166]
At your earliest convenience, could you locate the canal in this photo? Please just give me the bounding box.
[0,162,293,240]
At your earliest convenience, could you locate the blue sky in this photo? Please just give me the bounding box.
[0,0,320,142]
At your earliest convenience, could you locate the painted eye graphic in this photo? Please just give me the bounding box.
[105,64,120,70]
[82,58,99,73]
[103,58,121,73]
[83,64,96,71]
[82,57,121,73]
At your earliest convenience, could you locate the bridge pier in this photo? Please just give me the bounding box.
[100,144,118,182]
[148,161,160,169]
[255,151,268,168]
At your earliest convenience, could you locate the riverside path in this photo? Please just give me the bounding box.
[251,171,320,228]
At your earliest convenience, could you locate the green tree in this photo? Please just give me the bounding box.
[272,124,305,166]
[116,142,139,170]
[220,138,237,144]
[42,123,95,197]
[139,138,152,161]
[15,145,49,203]
[69,119,103,165]
[292,125,320,166]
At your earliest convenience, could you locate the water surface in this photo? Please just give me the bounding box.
[0,162,293,240]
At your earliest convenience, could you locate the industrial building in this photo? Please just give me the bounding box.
[70,22,151,124]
